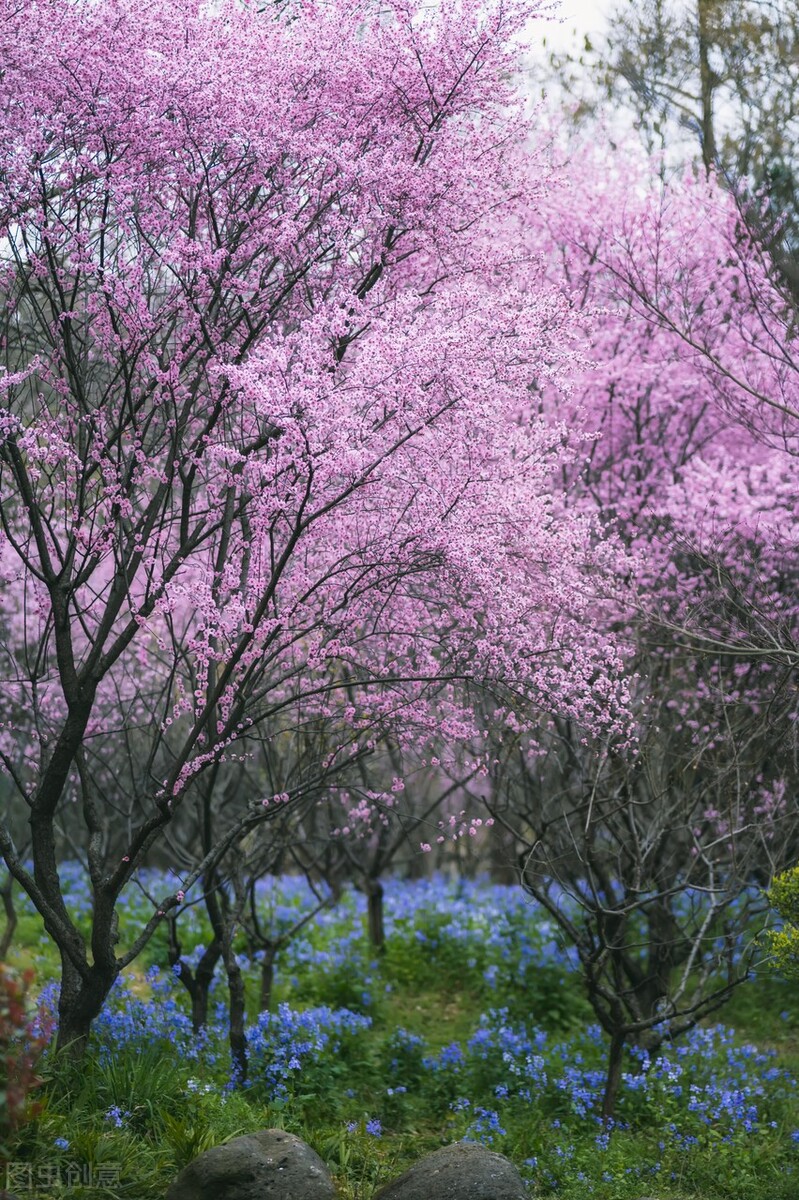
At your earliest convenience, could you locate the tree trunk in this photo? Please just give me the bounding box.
[169,937,222,1033]
[697,0,718,172]
[191,941,222,1033]
[224,947,248,1085]
[0,873,17,958]
[259,944,277,1012]
[366,879,385,951]
[55,958,118,1065]
[602,1031,626,1122]
[488,826,518,885]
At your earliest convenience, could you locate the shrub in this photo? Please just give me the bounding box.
[0,965,53,1153]
[767,865,799,978]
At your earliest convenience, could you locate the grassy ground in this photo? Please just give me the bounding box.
[3,872,799,1199]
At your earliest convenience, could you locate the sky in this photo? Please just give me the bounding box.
[536,0,613,51]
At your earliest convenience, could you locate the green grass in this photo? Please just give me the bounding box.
[723,971,799,1042]
[3,875,799,1199]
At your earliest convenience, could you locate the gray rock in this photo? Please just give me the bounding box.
[165,1127,335,1200]
[372,1141,526,1200]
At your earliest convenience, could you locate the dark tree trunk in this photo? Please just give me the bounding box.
[602,1032,626,1122]
[634,901,690,1019]
[366,879,385,951]
[259,944,277,1012]
[191,942,222,1033]
[224,947,248,1085]
[488,827,518,884]
[55,958,118,1065]
[0,873,17,958]
[697,0,718,172]
[168,927,223,1035]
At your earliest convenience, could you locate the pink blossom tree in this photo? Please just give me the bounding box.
[0,0,630,1062]
[537,146,799,682]
[485,146,799,1116]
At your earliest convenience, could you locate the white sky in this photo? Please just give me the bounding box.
[536,0,612,51]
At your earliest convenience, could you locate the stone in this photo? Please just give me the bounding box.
[165,1127,335,1200]
[372,1141,527,1200]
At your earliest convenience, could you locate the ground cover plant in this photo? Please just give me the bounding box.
[2,868,799,1199]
